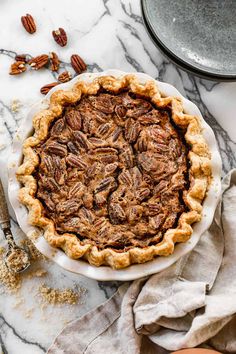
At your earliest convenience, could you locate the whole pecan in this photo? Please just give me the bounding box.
[29,54,49,70]
[15,54,29,63]
[9,61,26,75]
[21,14,36,34]
[49,52,60,72]
[40,82,60,95]
[58,71,72,83]
[71,54,87,74]
[52,28,67,47]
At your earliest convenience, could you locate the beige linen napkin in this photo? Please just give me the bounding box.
[48,170,236,354]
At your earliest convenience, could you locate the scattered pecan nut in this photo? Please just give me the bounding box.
[58,71,72,83]
[40,82,60,95]
[21,14,36,34]
[52,28,67,47]
[71,54,87,74]
[28,54,49,70]
[15,54,29,63]
[9,61,27,75]
[49,52,60,72]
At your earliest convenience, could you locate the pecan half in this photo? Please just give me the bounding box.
[73,131,89,149]
[29,54,49,70]
[15,54,29,63]
[21,14,36,34]
[66,154,87,169]
[58,71,72,83]
[50,118,65,136]
[109,203,126,224]
[52,28,67,47]
[125,119,141,143]
[49,52,60,72]
[71,54,87,74]
[67,142,78,154]
[57,199,80,215]
[97,123,111,138]
[9,61,26,75]
[115,105,127,118]
[46,142,67,156]
[95,177,115,193]
[40,82,60,95]
[68,182,84,198]
[65,109,81,130]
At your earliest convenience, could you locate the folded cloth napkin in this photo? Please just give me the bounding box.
[48,170,236,354]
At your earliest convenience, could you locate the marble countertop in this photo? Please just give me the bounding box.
[0,0,235,353]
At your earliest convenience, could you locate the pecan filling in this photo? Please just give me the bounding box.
[34,90,189,251]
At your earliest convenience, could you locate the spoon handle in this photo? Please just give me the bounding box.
[0,178,11,230]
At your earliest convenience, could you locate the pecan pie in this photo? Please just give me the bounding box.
[17,75,211,269]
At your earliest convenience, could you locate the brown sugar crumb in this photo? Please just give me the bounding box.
[38,284,79,305]
[0,258,21,292]
[26,268,47,279]
[5,248,29,273]
[10,99,22,113]
[25,308,34,318]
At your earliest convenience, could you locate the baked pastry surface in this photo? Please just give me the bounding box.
[17,75,211,269]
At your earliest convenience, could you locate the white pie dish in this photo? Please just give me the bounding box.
[8,70,222,281]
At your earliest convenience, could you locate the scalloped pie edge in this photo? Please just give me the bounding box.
[16,74,211,269]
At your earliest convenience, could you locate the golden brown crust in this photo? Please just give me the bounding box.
[17,75,211,269]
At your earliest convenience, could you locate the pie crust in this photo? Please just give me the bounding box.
[16,75,211,269]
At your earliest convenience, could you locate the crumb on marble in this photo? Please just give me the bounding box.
[38,284,79,305]
[11,99,22,113]
[38,284,86,305]
[0,257,22,292]
[12,296,25,309]
[20,239,45,261]
[25,308,34,318]
[26,268,47,279]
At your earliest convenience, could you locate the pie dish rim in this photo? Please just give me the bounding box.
[8,70,222,280]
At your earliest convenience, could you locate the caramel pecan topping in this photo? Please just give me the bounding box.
[29,54,49,70]
[21,14,36,34]
[49,52,60,72]
[40,82,60,95]
[35,90,188,250]
[58,71,72,83]
[52,28,67,47]
[9,61,26,75]
[70,54,87,74]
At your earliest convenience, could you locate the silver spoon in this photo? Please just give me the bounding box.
[0,178,30,273]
